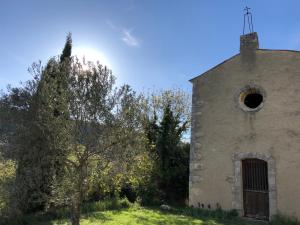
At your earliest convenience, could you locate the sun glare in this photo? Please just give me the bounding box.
[73,47,112,69]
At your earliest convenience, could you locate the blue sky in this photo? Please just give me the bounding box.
[1,0,300,93]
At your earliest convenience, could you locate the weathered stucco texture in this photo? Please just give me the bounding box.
[189,36,300,219]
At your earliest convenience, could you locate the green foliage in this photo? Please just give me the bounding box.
[270,214,300,225]
[0,154,15,214]
[0,33,193,224]
[0,76,39,159]
[128,153,159,205]
[156,103,189,201]
[46,57,145,225]
[60,33,72,62]
[143,89,191,126]
[76,89,192,207]
[14,57,71,213]
[0,76,41,219]
[141,97,190,204]
[5,34,73,214]
[82,198,132,214]
[88,161,118,200]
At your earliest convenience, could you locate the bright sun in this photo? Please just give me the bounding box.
[73,47,112,69]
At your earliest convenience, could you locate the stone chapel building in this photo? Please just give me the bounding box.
[189,32,300,220]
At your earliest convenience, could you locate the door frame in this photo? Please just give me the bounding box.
[232,152,277,220]
[242,158,269,219]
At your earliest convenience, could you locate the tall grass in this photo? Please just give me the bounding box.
[81,197,132,214]
[165,206,239,220]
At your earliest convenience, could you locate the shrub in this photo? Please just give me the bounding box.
[270,214,300,225]
[81,197,132,214]
[226,209,239,219]
[0,156,16,214]
[120,184,137,203]
[119,197,131,208]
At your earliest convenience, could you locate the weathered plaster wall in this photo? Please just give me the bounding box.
[189,49,300,219]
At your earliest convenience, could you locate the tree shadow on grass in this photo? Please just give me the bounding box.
[124,207,204,225]
[29,219,68,225]
[142,207,267,225]
[29,207,268,225]
[84,210,115,223]
[134,215,203,225]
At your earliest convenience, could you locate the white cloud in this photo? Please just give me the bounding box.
[121,29,140,47]
[106,19,140,47]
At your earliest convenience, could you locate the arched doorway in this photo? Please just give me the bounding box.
[242,159,269,220]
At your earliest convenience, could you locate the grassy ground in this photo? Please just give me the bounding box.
[2,199,298,225]
[34,206,267,225]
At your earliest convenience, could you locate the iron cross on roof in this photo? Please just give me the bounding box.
[244,6,251,14]
[243,6,254,34]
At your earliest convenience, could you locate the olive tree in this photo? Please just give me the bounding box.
[51,58,143,225]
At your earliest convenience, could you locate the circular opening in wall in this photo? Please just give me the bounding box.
[244,93,263,109]
[238,86,265,112]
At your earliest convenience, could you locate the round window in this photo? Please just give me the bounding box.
[244,93,263,108]
[238,85,265,112]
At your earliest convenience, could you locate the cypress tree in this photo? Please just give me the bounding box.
[15,34,72,213]
[60,33,72,62]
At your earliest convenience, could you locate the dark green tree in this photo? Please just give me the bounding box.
[60,33,72,62]
[134,89,190,205]
[142,100,189,204]
[14,34,72,213]
[156,103,189,202]
[144,112,159,155]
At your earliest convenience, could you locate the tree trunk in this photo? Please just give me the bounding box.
[70,156,87,225]
[71,198,81,225]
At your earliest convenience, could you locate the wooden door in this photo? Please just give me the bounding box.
[242,159,269,220]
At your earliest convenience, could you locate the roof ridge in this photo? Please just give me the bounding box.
[189,49,300,82]
[189,53,240,82]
